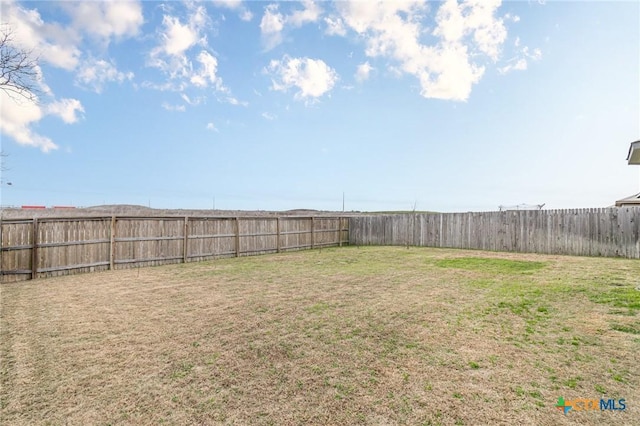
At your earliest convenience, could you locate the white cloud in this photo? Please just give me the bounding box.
[261,112,276,120]
[0,1,81,70]
[240,9,254,22]
[498,58,527,74]
[0,0,142,76]
[149,3,209,75]
[336,0,510,101]
[267,56,338,101]
[148,4,234,101]
[498,45,542,75]
[46,98,85,124]
[355,62,373,82]
[504,13,520,23]
[142,80,188,93]
[288,0,322,27]
[63,1,143,42]
[0,0,144,132]
[1,1,143,72]
[227,96,248,106]
[214,0,242,8]
[213,0,253,21]
[324,16,346,36]
[161,102,186,112]
[44,99,84,124]
[206,122,219,132]
[260,4,285,49]
[40,43,82,71]
[260,1,322,49]
[0,91,83,152]
[529,47,542,61]
[190,51,224,90]
[2,0,143,71]
[180,93,204,106]
[76,58,134,93]
[1,91,51,152]
[0,1,140,153]
[156,14,201,57]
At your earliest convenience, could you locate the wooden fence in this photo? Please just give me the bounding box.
[349,208,640,259]
[3,208,638,283]
[0,216,349,282]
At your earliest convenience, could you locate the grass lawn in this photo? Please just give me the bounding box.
[1,246,639,425]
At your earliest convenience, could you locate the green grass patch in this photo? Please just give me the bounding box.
[306,302,331,314]
[610,323,640,335]
[588,287,640,312]
[435,257,546,274]
[565,376,582,389]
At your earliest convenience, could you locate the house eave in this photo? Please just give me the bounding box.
[615,192,640,207]
[627,140,640,164]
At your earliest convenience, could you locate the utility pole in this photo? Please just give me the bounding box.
[342,192,345,212]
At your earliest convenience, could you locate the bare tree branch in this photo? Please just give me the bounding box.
[0,24,40,103]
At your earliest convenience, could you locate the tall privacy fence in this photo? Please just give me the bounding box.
[2,208,639,283]
[349,207,640,259]
[0,216,349,282]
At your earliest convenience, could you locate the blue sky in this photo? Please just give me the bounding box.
[1,0,638,212]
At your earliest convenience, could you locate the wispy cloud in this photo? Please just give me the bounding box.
[498,46,542,74]
[355,62,373,82]
[76,58,134,93]
[161,102,186,112]
[146,3,247,108]
[213,0,253,21]
[260,1,322,50]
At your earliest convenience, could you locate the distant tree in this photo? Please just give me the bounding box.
[0,24,40,103]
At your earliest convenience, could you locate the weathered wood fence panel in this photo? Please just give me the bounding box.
[38,217,112,277]
[186,218,236,262]
[0,216,349,282]
[349,207,640,259]
[0,220,34,279]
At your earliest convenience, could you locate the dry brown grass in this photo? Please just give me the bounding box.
[1,246,639,425]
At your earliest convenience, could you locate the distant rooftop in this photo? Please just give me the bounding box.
[615,192,640,207]
[627,140,640,165]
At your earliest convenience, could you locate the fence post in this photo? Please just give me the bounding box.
[109,216,116,270]
[338,218,342,247]
[183,216,189,263]
[31,218,39,279]
[0,217,3,278]
[235,217,240,257]
[276,217,281,253]
[311,217,315,249]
